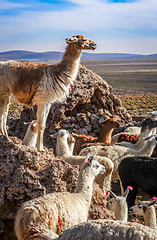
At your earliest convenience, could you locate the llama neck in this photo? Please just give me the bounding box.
[56,138,71,157]
[59,44,82,83]
[98,125,113,143]
[131,129,152,149]
[23,126,38,147]
[134,134,146,149]
[115,200,128,222]
[144,206,156,230]
[75,168,94,207]
[137,139,156,156]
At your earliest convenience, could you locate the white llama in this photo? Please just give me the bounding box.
[14,153,105,239]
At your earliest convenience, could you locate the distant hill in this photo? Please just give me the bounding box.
[0,50,157,61]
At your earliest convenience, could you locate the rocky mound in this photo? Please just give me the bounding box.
[8,65,131,152]
[0,136,114,240]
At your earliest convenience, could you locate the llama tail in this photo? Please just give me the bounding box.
[26,226,59,240]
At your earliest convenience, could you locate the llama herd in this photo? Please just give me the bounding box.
[0,35,157,239]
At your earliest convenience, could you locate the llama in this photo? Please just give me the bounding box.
[72,118,120,154]
[112,118,157,150]
[129,199,157,230]
[148,111,157,134]
[79,134,157,180]
[0,35,97,151]
[54,219,157,240]
[106,186,133,222]
[118,155,157,208]
[14,153,106,239]
[22,120,38,147]
[51,129,114,193]
[112,126,141,144]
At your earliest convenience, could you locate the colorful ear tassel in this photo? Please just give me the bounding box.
[58,215,61,229]
[70,83,74,94]
[152,196,157,200]
[106,190,109,196]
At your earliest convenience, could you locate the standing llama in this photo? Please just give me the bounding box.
[0,35,97,151]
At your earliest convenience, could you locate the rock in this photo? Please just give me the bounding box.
[0,136,114,240]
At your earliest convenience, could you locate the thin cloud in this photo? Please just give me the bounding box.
[0,0,28,9]
[1,0,157,33]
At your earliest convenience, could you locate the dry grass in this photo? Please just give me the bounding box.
[119,94,157,115]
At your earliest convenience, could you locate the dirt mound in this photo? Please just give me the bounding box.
[8,65,131,152]
[0,136,113,240]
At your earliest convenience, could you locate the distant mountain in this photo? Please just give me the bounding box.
[0,50,157,61]
[0,50,63,61]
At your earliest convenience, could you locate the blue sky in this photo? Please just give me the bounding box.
[0,0,157,54]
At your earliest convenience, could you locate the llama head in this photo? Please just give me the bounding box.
[66,35,97,50]
[129,199,157,216]
[50,129,70,139]
[83,153,106,177]
[103,118,120,129]
[50,129,71,146]
[147,111,157,120]
[143,134,157,143]
[24,120,38,134]
[141,118,157,134]
[106,186,133,212]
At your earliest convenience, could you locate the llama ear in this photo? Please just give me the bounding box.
[148,200,157,207]
[24,121,31,125]
[66,37,78,44]
[50,132,58,138]
[85,153,94,164]
[143,135,154,141]
[108,190,117,199]
[123,186,132,198]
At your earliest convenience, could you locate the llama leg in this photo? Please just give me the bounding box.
[0,95,10,136]
[37,103,51,151]
[2,95,11,136]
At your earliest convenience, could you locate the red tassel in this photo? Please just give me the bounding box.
[106,190,109,196]
[58,215,61,229]
[70,83,74,94]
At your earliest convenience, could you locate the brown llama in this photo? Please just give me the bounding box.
[72,118,120,154]
[0,35,97,151]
